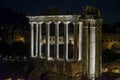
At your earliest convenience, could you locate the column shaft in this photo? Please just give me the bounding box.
[89,27,96,79]
[46,22,51,60]
[82,21,89,79]
[78,22,83,61]
[55,22,60,60]
[64,22,69,61]
[30,22,34,57]
[74,23,78,61]
[38,22,43,58]
[35,23,39,57]
[95,20,102,78]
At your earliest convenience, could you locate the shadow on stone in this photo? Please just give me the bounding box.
[40,73,49,80]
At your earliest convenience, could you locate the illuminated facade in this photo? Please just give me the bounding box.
[13,29,28,43]
[27,7,102,79]
[102,33,120,52]
[102,59,120,73]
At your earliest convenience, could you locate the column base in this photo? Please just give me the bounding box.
[47,57,54,61]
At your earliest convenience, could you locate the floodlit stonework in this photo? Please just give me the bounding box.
[27,7,102,80]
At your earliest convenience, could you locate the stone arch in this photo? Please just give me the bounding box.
[102,37,120,50]
[106,42,119,50]
[111,42,120,53]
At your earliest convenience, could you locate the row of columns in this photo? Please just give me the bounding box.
[30,21,83,61]
[29,19,102,79]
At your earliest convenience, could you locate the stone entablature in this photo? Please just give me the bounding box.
[27,15,81,23]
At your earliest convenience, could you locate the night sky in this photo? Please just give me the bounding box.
[0,0,120,23]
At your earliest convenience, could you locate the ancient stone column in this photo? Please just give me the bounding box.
[30,22,34,57]
[82,20,89,79]
[55,22,60,60]
[38,22,43,58]
[35,23,39,57]
[30,22,39,57]
[64,22,70,61]
[46,22,51,60]
[88,19,102,80]
[89,19,96,80]
[78,22,83,61]
[73,22,78,62]
[95,19,102,79]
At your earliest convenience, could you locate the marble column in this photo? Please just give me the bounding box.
[35,23,39,57]
[95,19,102,78]
[46,22,51,60]
[30,22,34,57]
[78,22,83,61]
[38,22,43,58]
[30,22,39,57]
[73,22,78,61]
[82,20,89,79]
[89,19,96,80]
[55,22,60,60]
[64,22,69,61]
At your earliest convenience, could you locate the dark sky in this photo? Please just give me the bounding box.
[0,0,120,23]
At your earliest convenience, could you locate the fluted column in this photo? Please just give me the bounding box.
[55,22,60,60]
[64,22,70,61]
[38,22,43,58]
[30,22,34,57]
[78,22,83,61]
[89,19,96,80]
[46,22,51,60]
